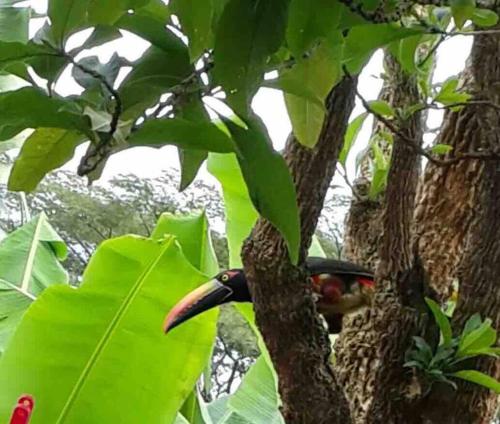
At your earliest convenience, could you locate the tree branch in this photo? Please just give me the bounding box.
[242,77,357,423]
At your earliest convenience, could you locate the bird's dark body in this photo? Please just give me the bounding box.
[305,257,373,279]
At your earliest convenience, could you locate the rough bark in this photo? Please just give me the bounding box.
[413,67,484,300]
[417,164,500,424]
[241,78,356,423]
[417,26,500,424]
[336,55,428,423]
[448,162,500,423]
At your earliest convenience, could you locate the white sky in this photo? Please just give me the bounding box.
[25,1,473,190]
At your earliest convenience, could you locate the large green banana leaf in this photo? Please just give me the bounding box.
[198,356,284,424]
[152,211,219,276]
[0,212,68,354]
[224,356,284,424]
[0,228,218,422]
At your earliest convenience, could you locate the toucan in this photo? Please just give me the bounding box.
[164,257,375,334]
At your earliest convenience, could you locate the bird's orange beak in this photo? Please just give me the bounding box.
[164,279,233,333]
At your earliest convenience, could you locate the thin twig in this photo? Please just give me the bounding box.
[337,165,364,201]
[343,67,500,166]
[427,100,500,112]
[417,33,447,68]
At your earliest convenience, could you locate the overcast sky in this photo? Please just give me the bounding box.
[25,1,473,190]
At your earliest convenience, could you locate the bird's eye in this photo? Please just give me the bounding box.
[221,274,229,282]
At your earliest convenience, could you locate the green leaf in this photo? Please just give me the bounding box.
[0,87,90,141]
[205,396,231,423]
[455,347,500,359]
[179,149,208,191]
[451,0,476,29]
[282,36,343,147]
[74,25,123,52]
[180,390,208,424]
[171,0,214,61]
[48,0,90,46]
[175,414,192,424]
[434,77,471,106]
[26,23,68,82]
[309,235,326,257]
[0,131,27,153]
[119,46,192,119]
[436,77,458,95]
[425,298,453,347]
[369,140,389,200]
[87,0,151,26]
[0,235,217,423]
[207,153,258,268]
[368,100,395,118]
[401,103,426,120]
[0,6,29,42]
[412,336,433,365]
[0,0,29,5]
[458,318,497,357]
[115,3,174,53]
[72,53,126,90]
[175,93,213,191]
[214,0,289,116]
[221,117,300,264]
[227,356,284,424]
[286,0,341,57]
[471,8,499,27]
[128,119,235,153]
[387,34,424,74]
[8,128,85,192]
[431,372,458,390]
[431,144,453,155]
[0,41,53,71]
[339,112,367,167]
[452,370,500,393]
[429,346,455,368]
[369,166,388,200]
[463,313,482,338]
[151,211,219,277]
[206,151,273,362]
[343,24,423,73]
[0,213,68,354]
[403,360,425,370]
[263,78,324,110]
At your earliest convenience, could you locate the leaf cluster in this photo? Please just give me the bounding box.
[405,298,500,394]
[1,0,495,263]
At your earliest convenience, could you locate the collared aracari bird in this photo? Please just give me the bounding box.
[164,257,375,334]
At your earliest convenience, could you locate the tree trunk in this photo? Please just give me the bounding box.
[336,54,428,423]
[413,67,483,301]
[417,24,500,424]
[242,77,356,423]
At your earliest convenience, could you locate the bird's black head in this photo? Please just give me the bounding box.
[215,269,250,301]
[164,269,250,333]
